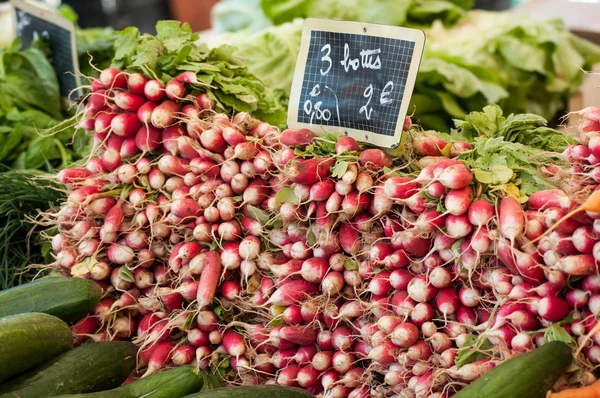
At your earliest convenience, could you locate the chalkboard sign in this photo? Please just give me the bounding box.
[288,19,425,148]
[11,0,82,101]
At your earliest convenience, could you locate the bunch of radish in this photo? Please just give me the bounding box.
[49,65,600,397]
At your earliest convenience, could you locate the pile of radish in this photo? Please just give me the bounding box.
[48,66,600,397]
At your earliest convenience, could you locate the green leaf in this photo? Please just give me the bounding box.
[156,21,197,53]
[183,313,196,330]
[541,323,575,345]
[344,259,358,270]
[118,266,134,283]
[455,333,493,368]
[331,160,349,179]
[213,305,223,319]
[247,205,270,225]
[113,27,139,62]
[268,317,284,327]
[307,229,316,246]
[274,187,300,205]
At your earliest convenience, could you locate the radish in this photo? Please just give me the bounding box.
[223,330,246,357]
[445,186,472,216]
[113,91,146,112]
[537,296,570,321]
[111,113,142,137]
[165,80,185,100]
[285,158,334,185]
[336,136,359,154]
[390,323,419,348]
[142,341,174,377]
[196,251,221,309]
[99,67,127,89]
[151,100,180,128]
[413,134,447,156]
[359,149,391,171]
[438,163,473,189]
[280,129,314,147]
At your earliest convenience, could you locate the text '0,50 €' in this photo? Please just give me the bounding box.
[303,43,395,126]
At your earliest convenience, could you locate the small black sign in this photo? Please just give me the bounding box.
[289,19,425,148]
[12,0,81,100]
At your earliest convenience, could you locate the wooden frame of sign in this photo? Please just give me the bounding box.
[288,18,425,149]
[11,0,82,102]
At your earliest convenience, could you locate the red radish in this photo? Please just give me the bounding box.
[330,327,353,351]
[448,359,495,382]
[368,342,398,364]
[127,72,148,95]
[332,351,354,374]
[556,254,598,275]
[322,271,345,296]
[450,141,473,156]
[196,251,221,309]
[528,190,600,246]
[297,365,319,388]
[151,100,180,128]
[411,303,434,327]
[135,126,162,152]
[412,134,447,156]
[359,149,391,171]
[390,323,419,348]
[144,79,164,101]
[445,215,472,238]
[280,129,314,147]
[445,186,472,216]
[200,129,227,153]
[285,158,334,185]
[137,101,159,124]
[279,326,317,345]
[94,112,117,135]
[111,113,142,137]
[223,330,246,357]
[572,106,600,122]
[499,196,525,242]
[335,136,359,154]
[537,296,570,321]
[113,91,146,112]
[300,257,328,283]
[165,80,185,100]
[277,364,300,386]
[310,179,336,202]
[99,67,127,89]
[267,280,319,306]
[143,341,174,377]
[438,163,473,189]
[170,345,195,366]
[567,289,589,308]
[383,177,420,199]
[436,288,460,316]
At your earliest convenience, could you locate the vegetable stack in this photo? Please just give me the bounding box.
[44,21,600,398]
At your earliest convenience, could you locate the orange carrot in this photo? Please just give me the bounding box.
[549,378,600,398]
[526,189,600,247]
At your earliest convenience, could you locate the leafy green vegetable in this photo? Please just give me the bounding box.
[260,0,468,27]
[212,0,273,33]
[0,40,88,171]
[455,104,575,152]
[110,21,287,127]
[211,7,600,131]
[0,170,65,290]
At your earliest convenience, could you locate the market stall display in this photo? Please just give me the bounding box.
[1,0,600,396]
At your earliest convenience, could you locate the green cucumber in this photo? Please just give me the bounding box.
[455,341,572,398]
[182,386,314,398]
[54,366,222,398]
[0,312,72,383]
[0,341,137,398]
[0,277,102,322]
